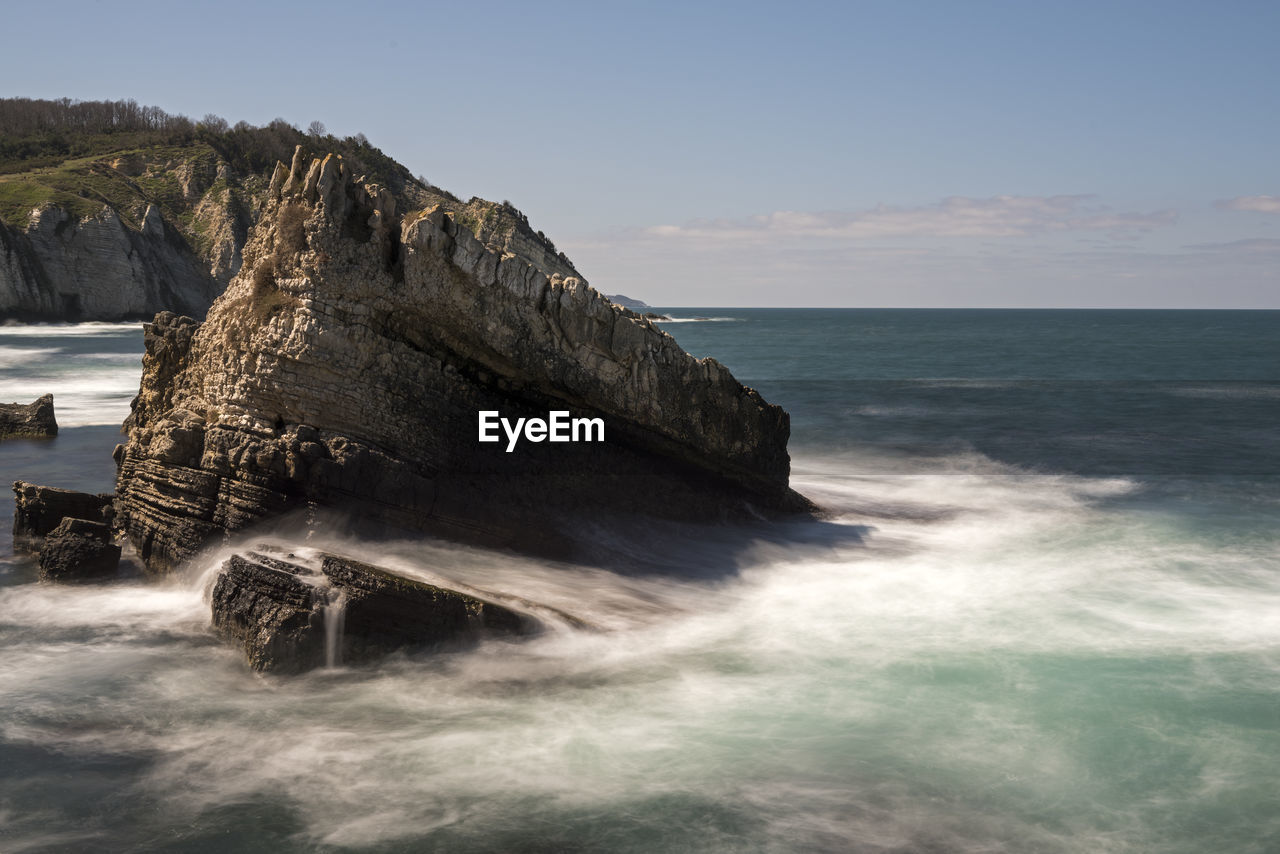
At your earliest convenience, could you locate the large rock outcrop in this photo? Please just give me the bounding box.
[0,394,57,439]
[211,549,532,673]
[115,147,807,574]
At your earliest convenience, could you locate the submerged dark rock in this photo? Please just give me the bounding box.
[38,518,121,582]
[0,394,57,439]
[115,146,811,574]
[210,550,533,673]
[12,481,114,552]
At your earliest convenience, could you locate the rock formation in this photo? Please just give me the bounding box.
[0,394,57,439]
[1,131,584,322]
[12,481,114,551]
[211,549,532,673]
[607,294,651,310]
[115,146,808,574]
[38,518,121,582]
[0,204,221,320]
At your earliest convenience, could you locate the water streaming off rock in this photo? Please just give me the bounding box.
[323,587,347,670]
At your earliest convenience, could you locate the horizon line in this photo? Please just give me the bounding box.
[646,305,1280,311]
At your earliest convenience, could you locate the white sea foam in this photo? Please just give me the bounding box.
[1,366,141,425]
[655,316,743,323]
[2,454,1277,851]
[0,345,61,371]
[0,321,143,337]
[0,325,142,425]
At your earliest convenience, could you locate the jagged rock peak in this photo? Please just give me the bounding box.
[269,146,393,225]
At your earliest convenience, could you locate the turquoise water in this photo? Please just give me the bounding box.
[1,310,1278,853]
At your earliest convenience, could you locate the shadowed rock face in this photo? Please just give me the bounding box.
[211,550,532,673]
[38,518,121,582]
[12,481,114,551]
[116,146,809,574]
[0,204,224,322]
[0,394,57,439]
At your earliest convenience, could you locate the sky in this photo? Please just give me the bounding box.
[3,0,1277,307]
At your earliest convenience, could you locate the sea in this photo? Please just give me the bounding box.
[1,309,1277,853]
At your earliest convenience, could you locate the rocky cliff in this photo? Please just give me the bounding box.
[115,147,805,574]
[0,204,221,320]
[0,147,254,320]
[0,120,581,321]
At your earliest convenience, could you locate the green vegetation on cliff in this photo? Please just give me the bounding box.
[1,96,580,265]
[0,96,583,320]
[0,97,433,234]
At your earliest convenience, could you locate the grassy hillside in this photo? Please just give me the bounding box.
[0,145,216,229]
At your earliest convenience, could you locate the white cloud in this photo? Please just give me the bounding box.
[1185,237,1280,253]
[563,229,1279,307]
[1214,195,1280,213]
[642,195,1177,241]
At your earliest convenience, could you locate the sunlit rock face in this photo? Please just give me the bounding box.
[115,147,809,574]
[1,393,57,439]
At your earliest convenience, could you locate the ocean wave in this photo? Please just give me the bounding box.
[0,321,144,337]
[3,467,1276,852]
[0,345,62,370]
[2,367,141,425]
[2,459,1277,852]
[0,326,143,425]
[3,310,1279,852]
[1169,384,1280,400]
[654,316,744,323]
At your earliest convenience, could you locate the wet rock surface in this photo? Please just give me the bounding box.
[37,517,121,582]
[12,481,114,552]
[210,550,534,674]
[115,146,811,574]
[0,394,57,439]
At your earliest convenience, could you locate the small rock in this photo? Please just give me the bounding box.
[210,550,535,674]
[38,518,121,582]
[12,481,114,552]
[0,394,58,439]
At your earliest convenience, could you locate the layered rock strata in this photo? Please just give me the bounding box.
[1,141,585,322]
[0,204,223,321]
[12,481,114,551]
[211,550,532,673]
[116,147,807,574]
[0,394,58,439]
